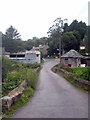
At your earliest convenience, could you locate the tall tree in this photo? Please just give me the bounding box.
[87,26,90,54]
[2,26,24,53]
[61,32,78,52]
[68,20,86,39]
[2,34,24,53]
[63,22,68,33]
[47,18,65,37]
[73,30,81,51]
[5,25,21,40]
[47,18,67,56]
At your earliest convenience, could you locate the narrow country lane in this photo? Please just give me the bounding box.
[12,59,88,118]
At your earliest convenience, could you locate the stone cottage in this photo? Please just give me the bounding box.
[32,44,49,56]
[61,49,83,67]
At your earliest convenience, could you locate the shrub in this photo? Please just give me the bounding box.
[2,57,40,96]
[27,69,39,89]
[2,71,22,96]
[2,56,12,81]
[22,63,41,69]
[69,67,90,81]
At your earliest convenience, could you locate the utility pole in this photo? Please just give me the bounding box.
[59,37,61,63]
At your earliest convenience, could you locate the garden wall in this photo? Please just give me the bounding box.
[1,80,28,113]
[60,69,90,91]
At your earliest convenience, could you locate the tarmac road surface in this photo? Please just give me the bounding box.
[12,59,88,118]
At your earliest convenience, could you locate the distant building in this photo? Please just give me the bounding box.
[61,49,84,67]
[5,50,41,64]
[32,44,49,56]
[80,41,85,50]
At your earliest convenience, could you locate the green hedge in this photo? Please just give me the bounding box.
[2,57,40,96]
[69,67,90,81]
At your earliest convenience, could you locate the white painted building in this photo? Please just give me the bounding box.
[6,50,41,64]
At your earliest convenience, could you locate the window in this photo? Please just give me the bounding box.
[10,54,16,58]
[17,54,25,57]
[65,58,68,60]
[68,64,71,67]
[37,54,39,57]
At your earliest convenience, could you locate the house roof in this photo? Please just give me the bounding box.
[26,50,40,54]
[32,44,49,50]
[5,50,40,55]
[61,49,83,58]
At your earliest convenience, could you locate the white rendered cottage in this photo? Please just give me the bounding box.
[6,50,41,64]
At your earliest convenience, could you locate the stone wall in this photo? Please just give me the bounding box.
[35,67,41,72]
[60,69,90,91]
[1,80,28,113]
[61,58,81,67]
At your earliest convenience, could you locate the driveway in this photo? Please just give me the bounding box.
[12,59,88,118]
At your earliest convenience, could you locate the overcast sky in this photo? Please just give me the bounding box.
[0,0,89,40]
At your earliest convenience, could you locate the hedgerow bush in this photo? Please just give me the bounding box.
[69,67,90,81]
[2,57,40,96]
[2,71,22,95]
[27,69,39,89]
[22,63,41,69]
[54,63,90,81]
[2,56,12,81]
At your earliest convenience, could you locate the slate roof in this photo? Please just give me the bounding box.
[32,44,49,50]
[61,49,83,58]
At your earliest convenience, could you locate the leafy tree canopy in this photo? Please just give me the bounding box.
[68,20,86,39]
[61,31,78,52]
